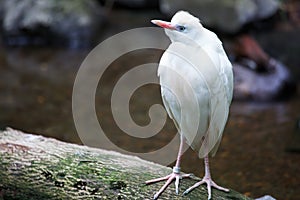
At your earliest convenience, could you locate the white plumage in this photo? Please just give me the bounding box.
[147,11,233,199]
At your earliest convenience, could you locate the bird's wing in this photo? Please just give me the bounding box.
[203,45,233,157]
[158,42,233,158]
[158,43,211,138]
[199,28,233,104]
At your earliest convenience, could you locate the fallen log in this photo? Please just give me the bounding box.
[0,128,252,200]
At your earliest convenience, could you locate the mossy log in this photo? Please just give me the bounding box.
[0,128,252,200]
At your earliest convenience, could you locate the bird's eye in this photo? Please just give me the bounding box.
[177,25,186,32]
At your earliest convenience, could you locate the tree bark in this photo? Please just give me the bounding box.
[0,128,252,200]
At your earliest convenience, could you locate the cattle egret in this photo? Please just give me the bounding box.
[146,11,233,199]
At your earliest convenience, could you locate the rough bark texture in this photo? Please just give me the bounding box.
[0,128,252,200]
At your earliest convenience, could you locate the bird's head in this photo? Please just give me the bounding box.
[151,11,203,44]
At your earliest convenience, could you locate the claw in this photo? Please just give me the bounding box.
[182,189,189,196]
[183,156,230,199]
[153,192,159,200]
[207,182,211,199]
[146,167,191,199]
[183,176,229,199]
[175,175,180,194]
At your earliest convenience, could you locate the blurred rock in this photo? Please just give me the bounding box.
[99,0,159,9]
[0,0,104,48]
[255,195,276,200]
[233,58,296,101]
[229,34,297,101]
[159,0,279,33]
[253,0,279,19]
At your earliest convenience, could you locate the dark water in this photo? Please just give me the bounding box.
[0,10,299,200]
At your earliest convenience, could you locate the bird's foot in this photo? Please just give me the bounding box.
[145,166,191,199]
[183,175,229,199]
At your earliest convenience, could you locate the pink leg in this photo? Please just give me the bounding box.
[183,155,229,199]
[146,134,191,199]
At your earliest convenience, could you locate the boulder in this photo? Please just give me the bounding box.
[0,0,104,48]
[159,0,280,33]
[233,58,296,101]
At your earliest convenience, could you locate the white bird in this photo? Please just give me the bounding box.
[146,11,233,199]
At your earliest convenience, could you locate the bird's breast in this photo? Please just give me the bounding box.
[158,41,232,157]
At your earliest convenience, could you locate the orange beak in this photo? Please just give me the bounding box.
[151,20,177,30]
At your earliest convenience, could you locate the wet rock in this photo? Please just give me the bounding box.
[227,34,296,101]
[255,195,276,200]
[0,0,104,48]
[233,58,296,101]
[253,0,280,19]
[159,0,279,33]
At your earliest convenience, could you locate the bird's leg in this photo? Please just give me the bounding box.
[183,155,229,199]
[146,134,191,199]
